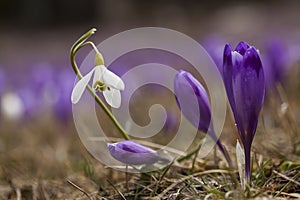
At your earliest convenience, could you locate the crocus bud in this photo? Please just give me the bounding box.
[174,70,233,167]
[223,41,265,182]
[174,70,211,133]
[108,140,167,165]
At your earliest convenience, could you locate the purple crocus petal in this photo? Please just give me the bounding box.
[235,41,250,55]
[174,70,234,167]
[108,140,164,165]
[223,44,237,117]
[174,70,211,133]
[233,47,265,142]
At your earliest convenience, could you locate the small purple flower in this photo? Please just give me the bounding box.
[223,41,265,182]
[108,140,167,165]
[174,70,233,166]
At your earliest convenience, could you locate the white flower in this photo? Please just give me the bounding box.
[71,65,125,108]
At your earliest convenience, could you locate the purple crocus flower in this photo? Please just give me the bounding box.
[108,140,168,165]
[174,70,233,166]
[223,41,265,182]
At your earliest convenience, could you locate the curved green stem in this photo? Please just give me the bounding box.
[70,28,130,140]
[82,41,101,54]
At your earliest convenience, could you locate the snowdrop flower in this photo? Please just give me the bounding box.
[71,64,125,108]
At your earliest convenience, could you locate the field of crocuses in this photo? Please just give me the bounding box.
[1,1,300,199]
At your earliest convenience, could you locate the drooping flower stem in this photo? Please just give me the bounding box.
[70,28,130,140]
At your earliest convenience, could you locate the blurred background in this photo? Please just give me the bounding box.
[0,0,299,198]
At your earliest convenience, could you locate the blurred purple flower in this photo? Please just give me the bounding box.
[1,67,40,120]
[202,36,225,75]
[53,68,73,122]
[108,140,167,165]
[32,63,60,109]
[1,63,75,122]
[0,68,5,95]
[262,37,288,89]
[17,86,39,118]
[30,62,55,94]
[174,70,233,166]
[223,41,265,182]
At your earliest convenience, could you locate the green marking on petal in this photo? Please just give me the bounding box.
[93,81,106,91]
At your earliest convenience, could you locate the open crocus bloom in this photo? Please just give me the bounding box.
[108,140,168,165]
[71,65,125,108]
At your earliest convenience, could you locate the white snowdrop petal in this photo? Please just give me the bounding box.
[103,88,121,108]
[93,65,106,86]
[103,69,125,90]
[71,69,95,104]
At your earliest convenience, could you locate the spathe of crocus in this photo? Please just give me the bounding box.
[108,140,168,165]
[223,41,265,182]
[174,70,233,167]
